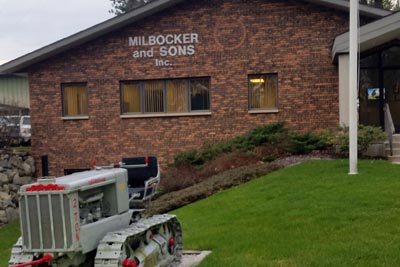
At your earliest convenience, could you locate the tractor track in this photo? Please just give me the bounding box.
[95,214,182,267]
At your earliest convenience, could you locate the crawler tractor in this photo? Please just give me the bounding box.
[8,157,182,267]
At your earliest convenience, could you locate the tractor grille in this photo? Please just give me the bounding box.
[20,193,73,252]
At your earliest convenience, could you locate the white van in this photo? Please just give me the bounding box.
[19,116,31,144]
[1,115,31,145]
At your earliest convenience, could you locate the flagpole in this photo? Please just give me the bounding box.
[349,0,358,175]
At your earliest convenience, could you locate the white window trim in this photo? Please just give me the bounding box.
[248,109,279,114]
[61,116,89,120]
[121,111,211,119]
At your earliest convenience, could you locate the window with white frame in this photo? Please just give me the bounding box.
[121,77,210,114]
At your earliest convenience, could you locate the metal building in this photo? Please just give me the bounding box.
[0,74,29,114]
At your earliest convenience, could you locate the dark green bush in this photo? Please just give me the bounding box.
[287,132,327,154]
[173,122,289,166]
[173,149,198,165]
[262,155,277,162]
[173,122,334,167]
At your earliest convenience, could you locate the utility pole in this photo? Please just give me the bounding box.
[349,0,358,175]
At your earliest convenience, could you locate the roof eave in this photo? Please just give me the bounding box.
[303,0,391,18]
[332,12,400,63]
[0,0,185,74]
[0,0,392,74]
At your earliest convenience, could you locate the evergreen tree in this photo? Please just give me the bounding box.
[110,0,153,15]
[110,0,399,15]
[359,0,400,10]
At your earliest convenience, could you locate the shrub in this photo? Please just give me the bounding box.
[335,125,387,155]
[172,122,337,167]
[235,122,289,151]
[173,149,197,166]
[318,130,336,147]
[173,122,289,166]
[287,132,327,155]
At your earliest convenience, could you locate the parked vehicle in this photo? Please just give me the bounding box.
[0,115,31,146]
[19,116,30,144]
[8,156,183,267]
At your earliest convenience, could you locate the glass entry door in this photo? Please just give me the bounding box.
[384,69,400,132]
[359,45,400,132]
[359,69,381,128]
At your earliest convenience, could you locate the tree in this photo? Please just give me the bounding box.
[359,0,400,10]
[110,0,154,15]
[110,0,399,15]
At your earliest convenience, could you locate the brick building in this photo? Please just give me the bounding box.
[0,0,398,176]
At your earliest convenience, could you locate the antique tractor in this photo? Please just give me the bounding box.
[8,157,182,267]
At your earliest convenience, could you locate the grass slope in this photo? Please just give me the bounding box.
[174,160,400,267]
[1,160,399,267]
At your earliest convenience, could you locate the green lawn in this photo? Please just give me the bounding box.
[1,160,400,267]
[174,160,400,267]
[0,221,20,265]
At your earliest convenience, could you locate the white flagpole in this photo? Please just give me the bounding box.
[349,0,358,175]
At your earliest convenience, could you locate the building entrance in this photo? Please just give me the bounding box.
[359,45,400,132]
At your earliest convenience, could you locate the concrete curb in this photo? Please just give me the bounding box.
[178,250,212,267]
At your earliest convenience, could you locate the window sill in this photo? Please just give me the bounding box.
[120,111,212,119]
[61,116,89,120]
[248,109,279,114]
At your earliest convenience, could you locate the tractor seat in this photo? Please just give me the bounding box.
[121,156,159,201]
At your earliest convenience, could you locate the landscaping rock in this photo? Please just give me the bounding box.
[8,184,20,193]
[0,150,32,225]
[21,162,32,176]
[0,159,8,167]
[25,156,35,168]
[13,176,32,186]
[0,210,7,223]
[0,191,11,201]
[6,207,18,222]
[25,157,35,175]
[0,199,14,209]
[0,172,9,184]
[2,183,10,193]
[9,155,23,168]
[7,169,18,179]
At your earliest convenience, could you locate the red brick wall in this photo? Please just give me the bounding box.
[28,0,348,176]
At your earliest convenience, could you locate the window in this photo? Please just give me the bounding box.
[248,74,278,110]
[144,80,164,113]
[121,82,141,113]
[190,78,210,111]
[167,80,188,112]
[62,83,88,116]
[121,77,210,114]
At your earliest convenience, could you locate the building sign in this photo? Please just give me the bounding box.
[128,33,199,67]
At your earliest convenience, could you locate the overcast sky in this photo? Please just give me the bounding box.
[0,0,114,65]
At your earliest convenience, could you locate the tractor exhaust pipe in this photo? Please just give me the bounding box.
[41,154,49,176]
